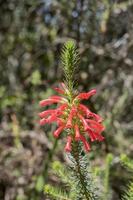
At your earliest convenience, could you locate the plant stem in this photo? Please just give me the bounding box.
[71,142,92,200]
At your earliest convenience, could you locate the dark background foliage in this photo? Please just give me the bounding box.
[0,0,133,200]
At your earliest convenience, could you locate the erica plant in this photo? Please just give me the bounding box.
[39,41,105,200]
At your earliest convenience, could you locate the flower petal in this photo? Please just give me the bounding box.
[39,99,60,107]
[86,128,96,142]
[80,135,91,152]
[66,107,76,128]
[79,104,91,116]
[78,114,90,131]
[39,118,48,125]
[52,87,65,94]
[90,113,103,123]
[87,127,104,142]
[39,109,55,118]
[86,119,105,133]
[65,136,72,152]
[76,89,96,100]
[58,103,68,111]
[53,126,64,138]
[47,115,58,123]
[74,124,81,140]
[56,118,65,126]
[49,95,63,100]
[79,104,103,122]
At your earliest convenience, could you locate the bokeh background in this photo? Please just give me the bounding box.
[0,0,133,200]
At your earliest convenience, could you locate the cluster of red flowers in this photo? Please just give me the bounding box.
[39,83,105,152]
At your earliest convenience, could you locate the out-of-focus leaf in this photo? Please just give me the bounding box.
[35,175,44,192]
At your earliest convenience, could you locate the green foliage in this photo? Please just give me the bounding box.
[120,154,133,171]
[44,184,71,200]
[102,154,113,200]
[30,70,41,86]
[120,155,133,200]
[35,175,44,192]
[44,161,75,200]
[44,156,99,200]
[16,195,26,200]
[70,142,99,200]
[52,161,72,186]
[61,41,79,94]
[122,182,133,200]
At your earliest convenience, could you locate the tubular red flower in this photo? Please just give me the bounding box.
[65,136,72,152]
[53,87,65,94]
[53,125,65,138]
[80,135,90,152]
[56,118,65,126]
[39,118,48,125]
[66,114,73,128]
[60,82,67,91]
[39,109,56,118]
[39,83,105,153]
[76,89,96,100]
[90,113,103,123]
[66,107,76,128]
[86,128,96,142]
[49,95,63,100]
[87,126,104,142]
[79,104,91,116]
[58,103,68,111]
[39,106,64,119]
[86,119,105,133]
[75,124,81,140]
[53,82,68,94]
[94,132,104,141]
[39,99,62,107]
[39,115,58,125]
[79,104,103,122]
[78,114,90,131]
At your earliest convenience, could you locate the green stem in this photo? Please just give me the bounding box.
[71,142,92,200]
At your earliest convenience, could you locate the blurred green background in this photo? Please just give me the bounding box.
[0,0,133,200]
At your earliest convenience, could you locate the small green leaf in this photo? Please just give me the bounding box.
[35,175,44,192]
[31,70,41,85]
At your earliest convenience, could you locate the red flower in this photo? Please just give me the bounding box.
[39,84,105,152]
[76,89,96,100]
[53,87,65,94]
[75,124,81,140]
[79,135,91,152]
[39,96,66,107]
[78,114,90,131]
[65,136,72,152]
[54,125,65,138]
[66,107,76,128]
